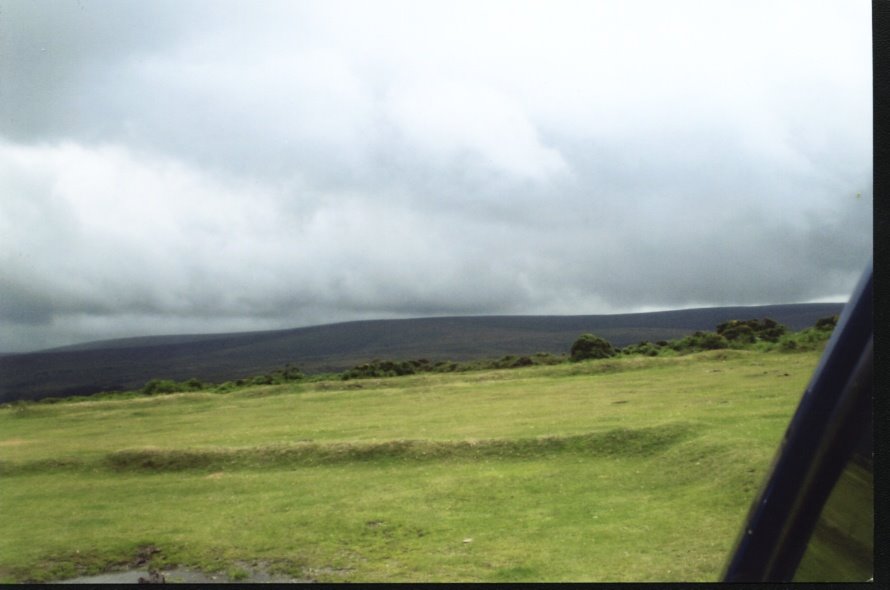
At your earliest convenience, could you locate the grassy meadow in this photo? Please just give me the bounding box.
[0,349,822,582]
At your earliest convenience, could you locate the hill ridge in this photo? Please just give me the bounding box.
[33,303,842,354]
[0,303,843,403]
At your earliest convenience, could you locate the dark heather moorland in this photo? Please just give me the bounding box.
[0,303,842,404]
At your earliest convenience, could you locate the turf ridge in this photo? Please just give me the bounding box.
[0,423,697,475]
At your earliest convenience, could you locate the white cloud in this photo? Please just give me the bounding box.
[385,78,568,180]
[0,0,873,351]
[1,141,288,313]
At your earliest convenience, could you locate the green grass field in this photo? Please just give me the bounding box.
[0,349,821,582]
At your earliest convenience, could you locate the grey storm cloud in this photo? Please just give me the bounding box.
[0,0,873,352]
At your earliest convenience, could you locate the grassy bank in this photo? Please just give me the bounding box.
[0,350,820,582]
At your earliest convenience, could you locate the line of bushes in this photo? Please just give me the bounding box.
[138,364,306,396]
[211,364,305,392]
[571,315,838,362]
[339,352,567,380]
[342,314,837,379]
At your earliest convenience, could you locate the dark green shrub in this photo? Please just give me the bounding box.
[280,364,305,381]
[487,355,535,369]
[757,318,786,342]
[141,379,181,395]
[694,331,729,350]
[780,339,798,351]
[776,326,833,352]
[182,378,204,391]
[716,318,786,343]
[570,334,616,361]
[718,323,756,343]
[250,374,276,385]
[342,359,405,380]
[619,341,662,357]
[815,315,839,331]
[671,331,729,353]
[532,352,564,365]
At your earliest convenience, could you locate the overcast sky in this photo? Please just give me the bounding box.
[0,0,873,352]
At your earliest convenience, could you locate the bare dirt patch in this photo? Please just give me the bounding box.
[49,566,313,584]
[0,438,31,447]
[48,549,313,584]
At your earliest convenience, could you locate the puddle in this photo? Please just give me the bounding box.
[48,566,313,584]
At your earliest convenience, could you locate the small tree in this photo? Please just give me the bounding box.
[570,334,615,361]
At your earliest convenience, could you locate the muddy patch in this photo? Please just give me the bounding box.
[45,546,314,584]
[131,545,162,567]
[49,566,313,584]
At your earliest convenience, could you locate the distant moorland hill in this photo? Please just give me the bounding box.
[0,303,843,403]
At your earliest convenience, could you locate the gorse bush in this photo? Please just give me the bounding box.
[664,331,729,353]
[814,315,839,331]
[716,318,786,343]
[718,323,756,344]
[141,379,203,396]
[339,353,567,380]
[140,364,304,396]
[570,334,616,361]
[776,326,834,352]
[618,341,663,357]
[341,359,443,380]
[460,353,565,372]
[240,364,306,386]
